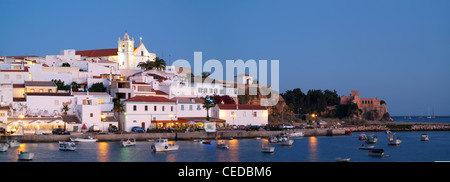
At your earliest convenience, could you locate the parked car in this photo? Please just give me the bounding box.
[278,124,294,130]
[88,125,101,132]
[52,128,70,135]
[108,125,119,132]
[131,126,145,133]
[245,125,261,131]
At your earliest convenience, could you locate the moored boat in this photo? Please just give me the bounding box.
[368,149,385,157]
[421,134,429,141]
[345,130,352,135]
[289,132,304,137]
[261,146,275,153]
[359,144,375,150]
[358,133,367,141]
[8,140,21,147]
[0,143,9,152]
[387,134,401,145]
[277,135,294,146]
[335,157,351,162]
[365,135,378,144]
[70,136,98,142]
[59,141,77,151]
[216,140,229,149]
[151,138,179,152]
[18,151,34,160]
[121,137,136,147]
[202,140,211,144]
[268,136,278,143]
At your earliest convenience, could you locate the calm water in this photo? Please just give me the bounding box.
[1,131,449,162]
[392,116,450,123]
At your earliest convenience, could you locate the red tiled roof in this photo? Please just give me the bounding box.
[76,48,118,57]
[124,96,175,103]
[217,104,267,110]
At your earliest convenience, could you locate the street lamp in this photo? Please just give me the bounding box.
[231,112,236,127]
[101,114,106,131]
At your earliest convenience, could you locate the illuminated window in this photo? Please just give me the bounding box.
[97,98,104,104]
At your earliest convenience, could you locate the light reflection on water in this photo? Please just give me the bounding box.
[1,131,450,162]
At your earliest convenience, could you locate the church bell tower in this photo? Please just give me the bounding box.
[118,32,135,69]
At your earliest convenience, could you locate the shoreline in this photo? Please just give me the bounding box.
[1,121,450,143]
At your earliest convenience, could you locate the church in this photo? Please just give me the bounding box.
[76,32,156,70]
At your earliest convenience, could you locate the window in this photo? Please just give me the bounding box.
[16,75,22,80]
[162,106,165,111]
[198,88,202,93]
[30,89,35,92]
[243,112,246,117]
[54,100,59,105]
[133,105,137,111]
[189,105,193,111]
[171,106,173,112]
[82,100,91,105]
[253,112,257,117]
[138,86,151,92]
[4,74,9,79]
[181,105,184,111]
[133,120,137,123]
[90,113,93,117]
[48,89,52,92]
[97,98,104,104]
[141,51,144,56]
[39,89,43,92]
[154,106,157,111]
[197,105,201,110]
[145,105,148,111]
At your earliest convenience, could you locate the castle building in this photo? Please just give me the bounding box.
[340,90,392,121]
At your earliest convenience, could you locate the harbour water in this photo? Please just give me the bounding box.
[1,131,449,162]
[392,116,450,124]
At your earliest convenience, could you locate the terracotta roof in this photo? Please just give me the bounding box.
[152,89,168,95]
[177,117,226,122]
[0,67,29,72]
[26,92,72,96]
[172,97,203,104]
[217,104,267,110]
[24,81,56,87]
[124,96,175,103]
[76,48,118,57]
[13,84,25,88]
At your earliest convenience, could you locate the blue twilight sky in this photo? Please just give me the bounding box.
[0,0,449,116]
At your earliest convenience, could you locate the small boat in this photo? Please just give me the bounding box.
[59,141,77,151]
[359,144,375,150]
[268,136,278,143]
[358,133,367,141]
[345,130,352,135]
[277,135,294,146]
[121,137,136,147]
[202,140,211,144]
[289,132,304,137]
[335,157,351,162]
[387,134,402,145]
[365,135,378,144]
[70,136,98,142]
[151,138,179,152]
[368,149,385,157]
[261,146,275,153]
[385,130,392,134]
[421,134,429,141]
[18,151,34,160]
[0,143,9,152]
[227,137,233,140]
[216,140,229,149]
[8,140,21,147]
[193,139,202,142]
[255,137,262,140]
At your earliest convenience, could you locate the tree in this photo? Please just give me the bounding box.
[213,95,236,105]
[201,72,211,78]
[113,101,125,132]
[202,97,216,121]
[153,57,166,71]
[137,60,155,71]
[60,105,69,131]
[335,103,359,119]
[62,62,70,67]
[52,79,70,90]
[88,82,106,92]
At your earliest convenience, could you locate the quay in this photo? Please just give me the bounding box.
[0,128,345,143]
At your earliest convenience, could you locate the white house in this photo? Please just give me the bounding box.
[122,95,177,131]
[72,92,116,132]
[212,104,268,126]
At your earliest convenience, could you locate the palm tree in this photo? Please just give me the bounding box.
[202,97,216,121]
[61,105,69,131]
[137,60,155,71]
[153,57,166,71]
[114,101,125,132]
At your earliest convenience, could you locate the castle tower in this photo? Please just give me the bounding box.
[118,32,135,69]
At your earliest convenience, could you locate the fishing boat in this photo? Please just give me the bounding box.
[289,132,304,137]
[359,144,375,150]
[0,143,9,152]
[345,130,352,135]
[335,157,351,162]
[277,135,294,146]
[59,141,77,151]
[202,140,211,144]
[121,137,136,147]
[365,135,378,144]
[70,136,98,142]
[358,133,367,141]
[268,136,278,143]
[385,130,392,134]
[18,151,34,160]
[151,138,179,152]
[387,134,402,145]
[8,140,21,147]
[421,134,429,141]
[216,140,229,149]
[261,142,275,153]
[368,149,385,157]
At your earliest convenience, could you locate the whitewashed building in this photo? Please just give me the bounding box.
[212,104,269,126]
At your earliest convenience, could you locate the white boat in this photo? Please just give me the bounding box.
[70,136,98,142]
[8,140,21,147]
[216,140,229,149]
[59,141,77,151]
[277,135,294,146]
[268,136,278,143]
[421,134,429,141]
[18,151,34,160]
[261,146,275,153]
[151,138,179,152]
[0,143,9,152]
[365,135,378,144]
[358,133,367,141]
[368,149,384,157]
[335,157,351,162]
[387,134,402,145]
[359,144,375,150]
[289,132,304,137]
[121,137,136,147]
[385,130,392,134]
